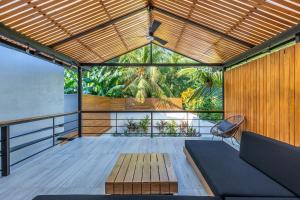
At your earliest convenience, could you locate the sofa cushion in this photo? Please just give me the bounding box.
[240,132,300,196]
[185,140,295,198]
[33,195,221,200]
[226,198,300,200]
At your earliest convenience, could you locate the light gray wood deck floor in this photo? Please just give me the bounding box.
[0,135,237,200]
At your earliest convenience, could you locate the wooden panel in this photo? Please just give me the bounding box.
[81,95,183,135]
[224,43,300,146]
[2,0,299,63]
[105,153,178,195]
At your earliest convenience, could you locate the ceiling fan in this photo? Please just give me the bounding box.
[127,19,168,45]
[146,20,168,45]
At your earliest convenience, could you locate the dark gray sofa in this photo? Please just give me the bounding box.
[33,132,300,200]
[185,131,300,198]
[33,195,221,200]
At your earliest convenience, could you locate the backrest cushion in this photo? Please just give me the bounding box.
[218,120,234,132]
[240,131,300,196]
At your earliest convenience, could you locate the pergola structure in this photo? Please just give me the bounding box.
[0,1,300,194]
[1,0,300,148]
[1,0,299,69]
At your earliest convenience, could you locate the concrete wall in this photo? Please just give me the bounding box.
[64,94,78,133]
[0,44,64,168]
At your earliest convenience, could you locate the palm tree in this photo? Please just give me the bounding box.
[118,45,169,102]
[177,68,222,109]
[83,67,125,97]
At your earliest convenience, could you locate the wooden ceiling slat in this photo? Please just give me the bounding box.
[1,0,299,64]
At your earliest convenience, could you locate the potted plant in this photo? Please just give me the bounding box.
[179,121,188,135]
[166,120,177,136]
[138,115,150,135]
[156,120,167,135]
[125,119,138,134]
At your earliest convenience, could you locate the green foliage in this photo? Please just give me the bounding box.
[64,69,77,94]
[165,120,177,135]
[125,119,139,134]
[64,44,223,113]
[138,115,150,133]
[156,120,168,134]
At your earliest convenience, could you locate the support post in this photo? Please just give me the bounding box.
[151,112,153,138]
[222,68,225,120]
[1,126,10,176]
[52,117,55,146]
[150,42,153,65]
[78,66,82,137]
[296,33,300,43]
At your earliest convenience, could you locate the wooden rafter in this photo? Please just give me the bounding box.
[200,0,267,61]
[1,0,299,64]
[174,0,197,49]
[19,0,104,61]
[98,0,129,51]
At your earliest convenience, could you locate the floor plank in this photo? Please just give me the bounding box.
[0,135,232,200]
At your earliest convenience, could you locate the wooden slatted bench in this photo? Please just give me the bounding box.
[105,153,178,195]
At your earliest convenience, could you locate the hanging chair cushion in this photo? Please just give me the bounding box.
[218,120,235,132]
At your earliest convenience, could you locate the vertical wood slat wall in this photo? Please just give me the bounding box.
[224,43,300,146]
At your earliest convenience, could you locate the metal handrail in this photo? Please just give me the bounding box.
[0,111,79,177]
[0,111,78,127]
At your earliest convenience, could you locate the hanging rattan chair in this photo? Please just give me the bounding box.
[210,115,244,144]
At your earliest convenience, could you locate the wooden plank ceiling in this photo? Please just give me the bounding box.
[0,0,299,64]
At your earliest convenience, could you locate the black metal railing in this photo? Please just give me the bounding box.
[0,112,78,176]
[81,110,224,137]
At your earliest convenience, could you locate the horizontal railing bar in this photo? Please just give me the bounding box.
[10,135,53,153]
[0,112,78,126]
[55,127,78,137]
[10,126,54,139]
[91,132,211,135]
[9,120,79,139]
[82,126,214,128]
[54,119,78,127]
[81,110,224,113]
[82,118,222,121]
[10,146,53,167]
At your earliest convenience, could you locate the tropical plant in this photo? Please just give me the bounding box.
[64,69,78,94]
[83,67,125,97]
[138,115,150,134]
[177,68,222,112]
[165,120,177,135]
[125,119,139,134]
[156,120,168,134]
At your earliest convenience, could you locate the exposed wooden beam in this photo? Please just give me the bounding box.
[98,0,129,51]
[20,0,104,62]
[49,6,148,48]
[224,23,300,68]
[0,22,78,66]
[81,62,222,67]
[152,7,255,48]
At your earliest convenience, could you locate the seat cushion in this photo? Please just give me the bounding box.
[185,140,295,198]
[226,198,300,200]
[240,131,300,196]
[32,195,221,200]
[218,120,234,132]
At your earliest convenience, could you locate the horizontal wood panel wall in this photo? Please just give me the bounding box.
[224,43,300,146]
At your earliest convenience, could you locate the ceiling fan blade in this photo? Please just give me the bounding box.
[149,20,161,34]
[153,36,168,45]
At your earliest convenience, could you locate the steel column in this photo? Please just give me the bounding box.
[296,33,300,43]
[78,66,82,137]
[1,126,10,176]
[222,68,225,120]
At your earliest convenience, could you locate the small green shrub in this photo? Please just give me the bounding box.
[166,120,177,135]
[139,115,150,134]
[156,120,168,134]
